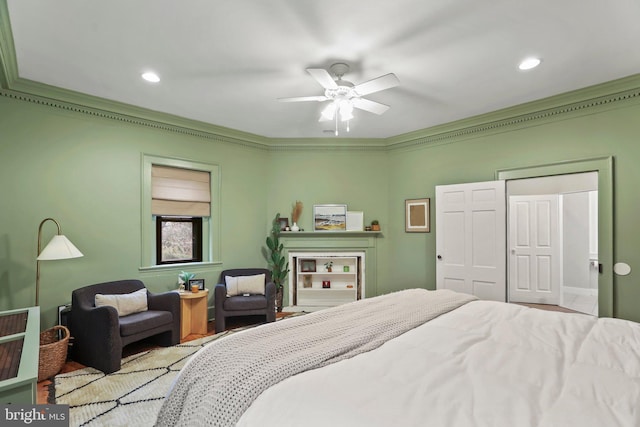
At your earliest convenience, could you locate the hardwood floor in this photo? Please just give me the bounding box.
[37,314,285,404]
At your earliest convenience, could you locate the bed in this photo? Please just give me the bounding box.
[156,289,640,427]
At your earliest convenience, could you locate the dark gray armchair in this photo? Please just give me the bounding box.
[69,279,180,374]
[215,268,276,333]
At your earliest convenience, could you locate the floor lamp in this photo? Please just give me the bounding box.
[36,218,84,306]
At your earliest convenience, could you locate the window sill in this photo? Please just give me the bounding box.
[139,261,222,272]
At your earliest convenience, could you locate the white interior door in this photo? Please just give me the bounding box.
[508,195,560,304]
[436,180,506,301]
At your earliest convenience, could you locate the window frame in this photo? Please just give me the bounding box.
[155,216,203,265]
[140,154,221,270]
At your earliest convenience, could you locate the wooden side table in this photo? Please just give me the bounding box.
[179,289,209,340]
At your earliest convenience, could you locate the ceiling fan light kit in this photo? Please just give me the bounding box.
[278,62,400,136]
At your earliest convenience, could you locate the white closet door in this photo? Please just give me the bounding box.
[508,195,560,304]
[436,180,506,301]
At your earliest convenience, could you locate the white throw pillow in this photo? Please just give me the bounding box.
[225,276,240,297]
[95,288,148,317]
[225,274,265,296]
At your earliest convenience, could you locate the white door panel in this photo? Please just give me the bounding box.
[436,180,506,302]
[508,195,560,304]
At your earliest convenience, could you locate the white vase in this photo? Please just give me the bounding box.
[291,222,299,232]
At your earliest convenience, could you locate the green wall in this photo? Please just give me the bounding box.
[0,95,271,326]
[2,75,640,327]
[266,149,390,304]
[386,99,640,321]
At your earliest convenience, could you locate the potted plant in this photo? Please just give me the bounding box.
[266,213,290,312]
[178,271,195,291]
[324,261,333,272]
[371,220,381,231]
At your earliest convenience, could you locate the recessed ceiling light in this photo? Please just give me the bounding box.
[141,71,160,83]
[518,57,541,71]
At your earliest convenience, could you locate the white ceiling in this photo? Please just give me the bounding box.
[6,0,640,139]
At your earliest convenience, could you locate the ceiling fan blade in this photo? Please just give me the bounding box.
[306,68,338,90]
[352,98,390,115]
[278,95,328,102]
[353,73,400,96]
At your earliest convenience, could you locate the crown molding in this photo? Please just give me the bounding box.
[2,77,271,150]
[386,74,640,151]
[267,137,387,151]
[3,72,638,153]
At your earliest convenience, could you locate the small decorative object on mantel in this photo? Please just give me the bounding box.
[371,220,381,231]
[322,280,331,289]
[291,200,303,232]
[324,261,333,272]
[365,226,372,231]
[278,217,289,231]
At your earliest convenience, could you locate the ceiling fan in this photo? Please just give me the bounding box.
[278,63,400,135]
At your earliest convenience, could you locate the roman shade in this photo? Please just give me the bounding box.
[152,165,211,217]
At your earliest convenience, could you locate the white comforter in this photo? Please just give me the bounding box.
[238,300,640,427]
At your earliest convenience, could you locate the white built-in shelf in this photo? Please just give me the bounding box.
[292,253,363,308]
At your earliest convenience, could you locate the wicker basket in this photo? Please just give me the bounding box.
[38,325,70,382]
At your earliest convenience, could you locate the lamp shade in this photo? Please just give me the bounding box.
[37,235,84,260]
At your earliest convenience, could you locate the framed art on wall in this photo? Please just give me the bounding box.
[405,198,430,232]
[313,204,347,231]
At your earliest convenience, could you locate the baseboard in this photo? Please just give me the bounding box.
[563,286,598,297]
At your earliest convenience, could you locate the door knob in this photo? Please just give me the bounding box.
[437,255,442,260]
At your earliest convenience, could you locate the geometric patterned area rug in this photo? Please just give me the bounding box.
[53,331,233,427]
[53,314,304,427]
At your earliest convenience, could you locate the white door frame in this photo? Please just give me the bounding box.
[496,157,613,318]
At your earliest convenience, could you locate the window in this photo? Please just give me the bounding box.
[156,216,203,264]
[141,154,220,270]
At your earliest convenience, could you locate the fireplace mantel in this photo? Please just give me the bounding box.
[280,231,381,238]
[280,232,380,307]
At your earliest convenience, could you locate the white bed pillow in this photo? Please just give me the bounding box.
[95,288,148,316]
[225,274,265,296]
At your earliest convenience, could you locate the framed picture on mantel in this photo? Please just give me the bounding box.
[313,204,347,232]
[405,198,430,233]
[346,211,364,231]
